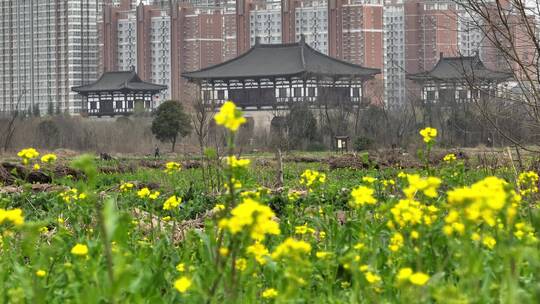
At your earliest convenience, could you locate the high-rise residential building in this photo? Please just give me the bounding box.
[328,0,383,68]
[0,0,100,116]
[100,0,237,102]
[382,0,459,107]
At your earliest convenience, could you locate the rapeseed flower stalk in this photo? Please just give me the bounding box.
[174,276,192,293]
[214,101,246,132]
[419,127,437,143]
[164,162,181,174]
[350,185,376,207]
[17,148,39,165]
[218,198,280,241]
[517,171,539,195]
[0,208,24,226]
[40,153,57,163]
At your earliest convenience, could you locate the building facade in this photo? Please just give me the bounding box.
[0,0,100,116]
[101,0,237,103]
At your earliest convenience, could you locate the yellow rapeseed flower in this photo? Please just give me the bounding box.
[40,153,57,163]
[119,182,134,192]
[419,127,437,143]
[71,244,89,256]
[364,271,382,284]
[219,198,280,241]
[225,155,251,168]
[17,148,39,165]
[235,258,247,271]
[176,263,185,272]
[443,153,457,162]
[247,242,270,265]
[36,270,47,277]
[409,272,430,285]
[164,162,181,174]
[163,195,181,210]
[397,268,413,281]
[137,187,151,198]
[482,236,496,249]
[174,276,192,293]
[518,171,539,195]
[0,208,25,226]
[299,169,326,190]
[214,101,246,132]
[350,185,377,207]
[262,288,278,299]
[271,237,311,260]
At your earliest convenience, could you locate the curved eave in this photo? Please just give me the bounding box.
[407,73,513,83]
[182,70,380,82]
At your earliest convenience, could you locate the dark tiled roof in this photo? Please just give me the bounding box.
[407,55,513,82]
[182,40,381,80]
[72,71,167,94]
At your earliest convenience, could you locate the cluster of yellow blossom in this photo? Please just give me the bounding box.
[164,162,181,174]
[443,153,456,162]
[419,127,437,143]
[294,223,316,235]
[390,199,438,228]
[120,182,134,192]
[137,187,160,200]
[219,198,280,240]
[163,195,181,210]
[362,176,377,184]
[287,190,303,201]
[262,288,278,299]
[17,148,39,165]
[388,232,404,252]
[271,237,311,260]
[174,276,192,293]
[0,208,24,226]
[446,176,520,227]
[350,185,376,208]
[59,188,86,203]
[518,171,539,195]
[40,153,57,163]
[299,169,326,189]
[214,101,246,132]
[36,270,47,278]
[402,174,441,199]
[224,178,243,193]
[225,155,251,168]
[71,243,89,256]
[510,222,537,245]
[396,268,430,286]
[247,242,270,265]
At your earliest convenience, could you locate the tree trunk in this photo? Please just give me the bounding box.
[171,136,177,152]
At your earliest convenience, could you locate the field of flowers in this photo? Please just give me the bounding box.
[1,102,540,303]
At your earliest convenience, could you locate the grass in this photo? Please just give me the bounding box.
[0,149,539,303]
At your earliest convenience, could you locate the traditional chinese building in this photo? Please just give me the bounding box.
[182,37,380,110]
[72,71,167,117]
[407,54,513,105]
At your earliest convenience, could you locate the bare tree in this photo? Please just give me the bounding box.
[454,0,540,150]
